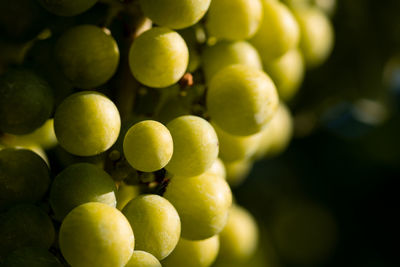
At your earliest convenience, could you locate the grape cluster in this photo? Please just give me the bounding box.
[0,0,335,266]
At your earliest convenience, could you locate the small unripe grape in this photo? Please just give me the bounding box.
[59,202,134,267]
[139,0,211,29]
[54,91,121,156]
[224,159,253,186]
[125,250,161,267]
[129,27,189,88]
[207,64,279,136]
[122,194,181,260]
[50,163,117,221]
[2,246,63,267]
[202,41,262,82]
[38,0,98,16]
[123,120,173,172]
[206,0,263,40]
[0,69,54,135]
[164,172,232,240]
[55,25,119,89]
[264,49,304,101]
[0,148,50,211]
[218,205,259,262]
[293,7,334,68]
[0,204,55,261]
[205,158,226,179]
[165,115,219,177]
[162,236,220,267]
[250,0,300,62]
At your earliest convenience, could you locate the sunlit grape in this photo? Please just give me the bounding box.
[125,250,161,267]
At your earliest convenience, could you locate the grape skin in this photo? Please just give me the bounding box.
[125,250,161,267]
[38,0,98,16]
[1,246,63,267]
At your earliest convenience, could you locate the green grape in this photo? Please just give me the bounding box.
[293,7,334,68]
[38,0,98,16]
[122,194,181,260]
[202,41,262,82]
[156,97,190,125]
[218,205,258,262]
[116,183,140,210]
[207,64,279,136]
[125,251,161,267]
[55,25,119,89]
[162,236,219,267]
[123,120,173,172]
[59,202,134,267]
[2,246,63,267]
[54,91,121,156]
[129,27,189,88]
[165,115,219,177]
[224,159,253,186]
[0,148,50,211]
[50,163,117,221]
[283,0,336,16]
[205,158,226,180]
[139,0,211,29]
[164,172,232,240]
[206,0,263,41]
[0,69,54,135]
[213,123,261,163]
[10,145,49,166]
[250,0,300,62]
[264,49,304,101]
[0,204,55,261]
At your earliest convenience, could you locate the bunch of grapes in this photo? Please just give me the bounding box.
[0,0,335,266]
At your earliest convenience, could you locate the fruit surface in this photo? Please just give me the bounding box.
[125,250,161,267]
[1,246,63,267]
[38,0,98,16]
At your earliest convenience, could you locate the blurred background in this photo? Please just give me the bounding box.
[235,0,400,266]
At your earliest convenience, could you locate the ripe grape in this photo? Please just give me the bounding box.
[55,25,119,89]
[0,148,50,211]
[123,120,173,172]
[1,246,63,267]
[162,236,220,267]
[0,69,54,135]
[207,64,279,136]
[59,202,134,267]
[165,115,219,177]
[125,250,161,267]
[205,158,226,180]
[139,0,211,29]
[54,91,121,156]
[122,194,181,260]
[224,159,254,186]
[38,0,99,17]
[250,0,300,62]
[164,172,232,240]
[206,0,263,41]
[50,163,117,221]
[0,204,55,261]
[116,183,140,210]
[129,27,189,88]
[202,41,262,82]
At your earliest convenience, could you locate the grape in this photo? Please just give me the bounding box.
[59,202,134,267]
[218,205,258,262]
[293,7,334,68]
[125,250,161,267]
[129,27,189,88]
[205,158,226,180]
[123,120,173,172]
[0,148,50,211]
[162,236,220,267]
[206,0,263,41]
[201,41,262,82]
[116,183,140,210]
[0,204,55,261]
[1,246,63,267]
[156,97,190,124]
[55,25,119,89]
[207,64,279,136]
[164,172,232,240]
[38,0,99,17]
[250,0,300,62]
[213,123,261,163]
[165,115,219,177]
[224,159,253,186]
[139,0,211,29]
[50,163,117,221]
[0,69,54,135]
[54,91,121,156]
[264,49,304,101]
[122,194,181,260]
